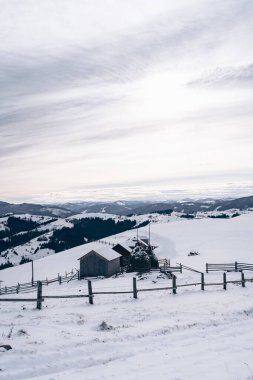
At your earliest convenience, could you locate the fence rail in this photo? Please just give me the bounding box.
[1,271,252,309]
[0,269,79,296]
[206,262,253,273]
[1,255,183,296]
[158,259,182,273]
[177,263,203,274]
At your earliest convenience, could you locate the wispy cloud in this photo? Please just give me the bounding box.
[189,64,253,87]
[0,0,253,201]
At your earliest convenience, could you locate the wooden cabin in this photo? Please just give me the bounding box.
[78,247,121,278]
[112,243,132,266]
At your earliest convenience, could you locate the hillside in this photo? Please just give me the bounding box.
[57,196,253,214]
[0,201,73,218]
[0,213,152,269]
[1,214,253,379]
[1,195,253,218]
[1,212,253,285]
[0,208,246,271]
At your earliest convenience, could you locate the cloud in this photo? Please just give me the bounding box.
[189,64,253,87]
[0,0,253,201]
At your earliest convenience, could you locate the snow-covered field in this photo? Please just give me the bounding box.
[1,214,253,379]
[0,211,154,266]
[0,209,247,268]
[1,212,253,285]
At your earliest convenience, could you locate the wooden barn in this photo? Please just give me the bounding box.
[78,247,121,278]
[112,243,132,266]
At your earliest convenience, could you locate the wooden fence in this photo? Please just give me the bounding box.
[1,271,252,309]
[158,259,182,274]
[0,261,180,296]
[0,269,79,296]
[206,262,253,273]
[177,263,203,274]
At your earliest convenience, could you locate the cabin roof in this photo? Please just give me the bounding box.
[113,242,132,253]
[131,235,149,242]
[139,235,149,240]
[78,246,121,261]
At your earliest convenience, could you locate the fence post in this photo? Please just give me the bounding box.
[241,271,245,287]
[77,270,80,280]
[16,283,20,294]
[37,281,43,310]
[5,286,7,294]
[201,273,205,291]
[206,263,208,273]
[46,278,48,286]
[31,260,34,286]
[235,261,238,272]
[133,277,138,299]
[59,275,62,285]
[172,275,177,294]
[180,264,182,273]
[88,280,93,305]
[223,273,227,290]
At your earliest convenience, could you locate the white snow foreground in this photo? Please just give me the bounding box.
[1,214,253,379]
[1,274,253,380]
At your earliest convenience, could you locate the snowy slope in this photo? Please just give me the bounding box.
[1,213,253,380]
[0,211,172,268]
[1,273,253,380]
[1,213,253,286]
[1,210,249,269]
[0,214,74,266]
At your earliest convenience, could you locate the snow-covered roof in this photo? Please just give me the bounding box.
[114,242,132,252]
[139,240,149,247]
[78,246,121,261]
[139,235,149,240]
[132,235,149,242]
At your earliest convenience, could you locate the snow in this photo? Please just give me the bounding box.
[79,247,121,261]
[0,223,8,231]
[1,213,253,379]
[138,235,149,240]
[1,272,253,379]
[114,242,132,253]
[0,215,74,266]
[3,210,245,269]
[68,211,169,225]
[1,213,253,285]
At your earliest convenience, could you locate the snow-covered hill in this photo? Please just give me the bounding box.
[0,212,154,268]
[0,208,251,274]
[1,213,253,380]
[1,212,253,285]
[0,214,74,267]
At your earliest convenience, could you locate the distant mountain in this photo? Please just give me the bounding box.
[0,201,74,218]
[1,195,253,219]
[1,193,253,270]
[216,196,253,211]
[57,195,253,215]
[61,201,145,215]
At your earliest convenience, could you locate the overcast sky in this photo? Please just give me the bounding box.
[1,0,253,203]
